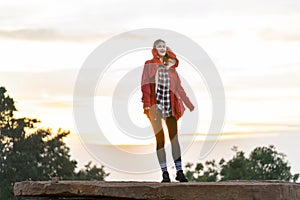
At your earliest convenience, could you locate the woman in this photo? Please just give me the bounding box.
[141,39,195,182]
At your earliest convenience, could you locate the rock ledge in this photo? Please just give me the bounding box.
[14,180,300,200]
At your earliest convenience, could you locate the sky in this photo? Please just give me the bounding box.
[1,0,300,181]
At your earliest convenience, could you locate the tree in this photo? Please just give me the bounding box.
[185,159,220,182]
[221,145,295,181]
[185,145,299,182]
[73,161,110,181]
[220,147,251,180]
[248,145,292,181]
[0,87,109,199]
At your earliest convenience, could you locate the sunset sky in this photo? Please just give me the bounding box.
[1,0,300,181]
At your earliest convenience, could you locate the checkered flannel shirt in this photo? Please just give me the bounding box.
[156,65,172,118]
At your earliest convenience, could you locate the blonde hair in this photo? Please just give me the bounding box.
[153,39,166,48]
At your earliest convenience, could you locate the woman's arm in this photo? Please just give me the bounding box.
[141,61,151,108]
[176,72,195,111]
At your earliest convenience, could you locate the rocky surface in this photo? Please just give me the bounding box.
[14,180,300,200]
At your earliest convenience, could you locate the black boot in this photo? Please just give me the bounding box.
[175,170,188,182]
[161,171,171,182]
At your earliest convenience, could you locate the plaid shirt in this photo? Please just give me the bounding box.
[156,65,172,118]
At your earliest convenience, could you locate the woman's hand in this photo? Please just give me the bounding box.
[189,105,195,112]
[165,58,176,69]
[144,107,151,119]
[168,58,176,66]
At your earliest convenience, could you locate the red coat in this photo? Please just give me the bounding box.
[141,47,194,120]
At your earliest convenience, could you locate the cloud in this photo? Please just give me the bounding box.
[0,69,77,100]
[36,100,72,109]
[0,28,111,42]
[180,131,280,142]
[235,122,300,128]
[223,63,300,92]
[182,131,279,137]
[1,1,299,43]
[259,29,300,42]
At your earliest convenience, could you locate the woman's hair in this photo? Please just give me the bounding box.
[153,39,166,48]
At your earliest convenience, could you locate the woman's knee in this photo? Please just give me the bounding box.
[156,137,165,150]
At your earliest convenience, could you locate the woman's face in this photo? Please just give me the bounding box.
[155,41,167,57]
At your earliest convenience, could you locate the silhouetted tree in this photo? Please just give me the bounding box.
[186,145,299,182]
[185,159,220,182]
[0,87,109,199]
[220,146,251,180]
[73,161,110,181]
[248,145,292,181]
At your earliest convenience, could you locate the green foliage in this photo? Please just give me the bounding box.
[220,148,251,180]
[186,145,299,182]
[0,87,109,199]
[185,160,219,182]
[72,161,110,181]
[248,145,292,181]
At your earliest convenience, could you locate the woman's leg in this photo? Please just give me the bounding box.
[150,110,167,172]
[166,115,188,182]
[165,116,182,170]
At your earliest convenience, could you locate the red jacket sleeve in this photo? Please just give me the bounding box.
[141,61,151,108]
[176,72,194,111]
